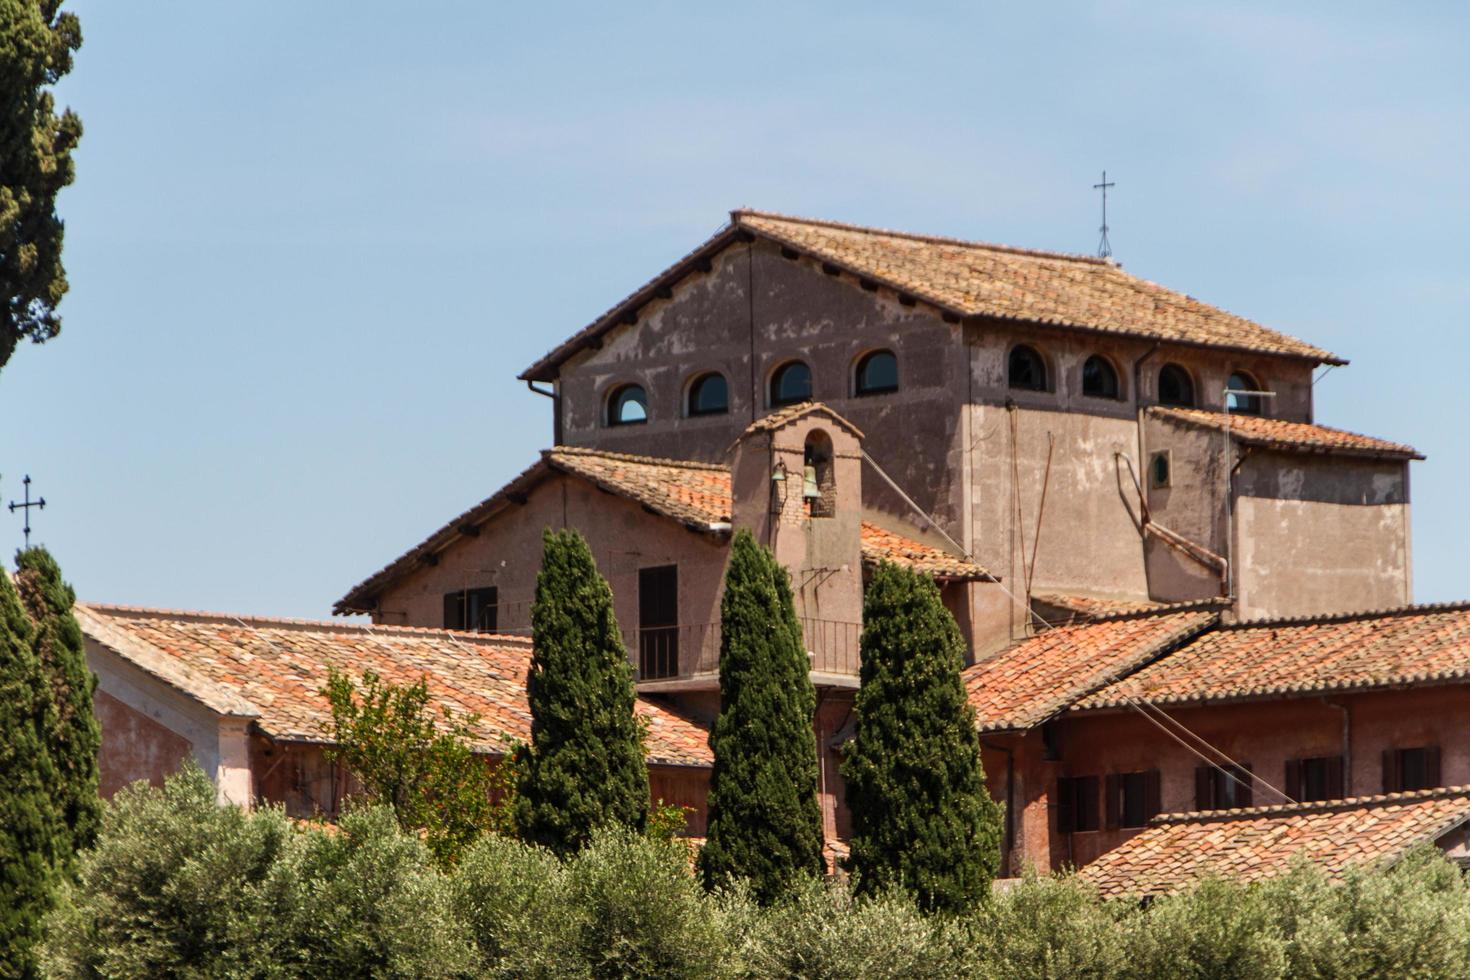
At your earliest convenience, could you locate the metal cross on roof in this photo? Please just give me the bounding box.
[8,474,45,548]
[1093,170,1116,258]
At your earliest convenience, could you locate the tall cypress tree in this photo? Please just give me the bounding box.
[841,561,1002,913]
[698,529,824,903]
[17,547,100,861]
[0,558,60,977]
[516,528,648,854]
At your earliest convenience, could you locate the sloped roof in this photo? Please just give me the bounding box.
[1079,786,1470,898]
[1031,593,1227,626]
[1078,602,1470,711]
[962,610,1218,733]
[520,209,1341,381]
[335,447,992,613]
[1151,407,1422,460]
[739,401,865,439]
[77,604,712,767]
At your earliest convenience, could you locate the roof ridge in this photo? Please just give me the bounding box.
[1048,599,1230,627]
[78,601,534,646]
[546,446,730,472]
[1227,598,1470,630]
[732,208,1110,265]
[1155,783,1470,825]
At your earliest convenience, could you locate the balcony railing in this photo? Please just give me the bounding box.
[633,618,862,681]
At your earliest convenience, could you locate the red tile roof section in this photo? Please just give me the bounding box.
[962,610,1217,733]
[77,604,712,767]
[521,209,1340,380]
[1078,601,1470,711]
[1151,407,1422,460]
[335,448,991,613]
[1031,593,1227,626]
[1079,786,1470,898]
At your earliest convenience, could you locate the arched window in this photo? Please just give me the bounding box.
[606,384,647,426]
[770,360,812,407]
[803,430,836,518]
[854,350,898,396]
[687,372,729,417]
[1227,372,1263,415]
[1008,345,1047,392]
[1157,364,1195,407]
[1082,355,1120,399]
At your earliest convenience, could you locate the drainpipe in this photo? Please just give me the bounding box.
[526,380,562,446]
[1323,698,1351,797]
[981,738,1016,876]
[1131,342,1163,476]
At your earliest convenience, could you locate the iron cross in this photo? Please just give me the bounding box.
[1093,170,1115,258]
[8,474,45,548]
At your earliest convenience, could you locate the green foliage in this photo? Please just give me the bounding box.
[841,561,1003,913]
[41,764,473,979]
[699,529,824,904]
[0,0,83,371]
[973,872,1128,978]
[16,547,101,863]
[1121,876,1287,979]
[516,528,648,855]
[646,799,692,842]
[451,834,569,977]
[323,667,502,864]
[0,567,58,978]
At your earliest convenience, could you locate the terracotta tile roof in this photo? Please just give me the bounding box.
[1079,786,1470,898]
[962,610,1217,733]
[1078,601,1470,711]
[77,603,712,767]
[1031,593,1227,626]
[520,209,1341,381]
[1151,407,1422,460]
[739,401,865,439]
[336,448,992,613]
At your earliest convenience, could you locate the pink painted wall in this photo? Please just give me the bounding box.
[95,689,193,797]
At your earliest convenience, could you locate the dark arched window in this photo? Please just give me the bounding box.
[1227,372,1263,415]
[1008,345,1047,392]
[854,350,898,396]
[1082,355,1120,399]
[687,373,728,416]
[607,384,647,426]
[1158,364,1195,407]
[770,361,812,407]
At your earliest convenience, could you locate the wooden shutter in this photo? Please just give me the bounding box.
[1195,766,1215,810]
[1426,746,1442,788]
[1056,778,1075,833]
[1144,769,1162,820]
[1327,756,1345,799]
[1104,774,1120,830]
[1284,759,1302,801]
[1236,764,1254,809]
[443,592,464,630]
[1383,749,1401,794]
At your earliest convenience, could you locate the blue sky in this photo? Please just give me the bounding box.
[2,2,1465,617]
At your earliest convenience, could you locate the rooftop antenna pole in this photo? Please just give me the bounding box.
[8,474,45,549]
[1093,170,1115,258]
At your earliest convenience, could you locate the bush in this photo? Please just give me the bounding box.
[1120,877,1286,980]
[975,872,1129,979]
[452,834,571,978]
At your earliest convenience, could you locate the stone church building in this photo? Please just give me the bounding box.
[82,209,1470,893]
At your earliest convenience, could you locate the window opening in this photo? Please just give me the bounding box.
[854,350,898,396]
[1226,372,1263,415]
[1008,345,1047,392]
[443,587,497,632]
[608,384,648,426]
[1149,450,1171,489]
[638,565,679,680]
[803,430,836,518]
[1057,775,1100,832]
[1286,755,1344,802]
[688,373,729,416]
[1082,355,1120,399]
[770,361,812,407]
[1196,763,1253,810]
[1158,364,1195,407]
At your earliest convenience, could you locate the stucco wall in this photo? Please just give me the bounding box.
[95,689,192,797]
[374,473,731,674]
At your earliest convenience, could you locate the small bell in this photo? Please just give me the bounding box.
[802,465,821,500]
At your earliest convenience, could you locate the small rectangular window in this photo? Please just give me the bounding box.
[443,587,497,631]
[638,565,679,680]
[1057,775,1100,833]
[1148,450,1172,489]
[1384,746,1440,793]
[1286,755,1344,802]
[1107,769,1162,829]
[1195,763,1253,811]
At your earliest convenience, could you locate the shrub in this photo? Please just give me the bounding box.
[973,872,1129,979]
[452,834,571,978]
[1120,877,1286,979]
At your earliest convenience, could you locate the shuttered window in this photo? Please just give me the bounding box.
[1106,769,1161,829]
[1195,763,1253,811]
[1383,746,1441,793]
[443,587,497,631]
[1056,775,1100,833]
[1285,755,1344,802]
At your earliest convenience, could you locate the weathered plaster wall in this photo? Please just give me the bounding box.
[374,473,731,675]
[95,689,192,797]
[1235,455,1411,619]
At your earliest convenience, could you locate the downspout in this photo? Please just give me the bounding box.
[1131,342,1162,482]
[526,380,562,446]
[981,738,1016,876]
[1323,697,1352,796]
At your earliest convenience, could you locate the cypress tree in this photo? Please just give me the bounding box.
[516,528,648,854]
[841,561,1002,913]
[698,529,824,903]
[17,547,100,861]
[0,558,60,977]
